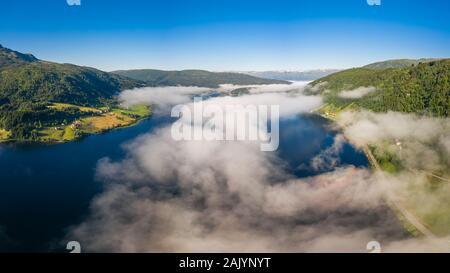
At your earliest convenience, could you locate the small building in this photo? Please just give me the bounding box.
[72,121,82,128]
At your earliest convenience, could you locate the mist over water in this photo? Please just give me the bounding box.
[0,84,410,252]
[277,114,369,178]
[0,111,386,251]
[0,116,173,252]
[66,85,410,253]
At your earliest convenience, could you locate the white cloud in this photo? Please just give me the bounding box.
[118,82,321,116]
[119,86,210,111]
[304,82,328,94]
[66,86,450,252]
[67,120,450,252]
[239,81,310,94]
[67,0,81,6]
[309,134,346,172]
[68,124,394,252]
[338,110,450,171]
[338,86,377,99]
[202,92,322,117]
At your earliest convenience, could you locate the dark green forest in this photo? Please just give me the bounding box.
[112,69,289,88]
[0,102,95,140]
[0,45,286,140]
[0,45,144,140]
[310,59,450,117]
[1,43,449,140]
[0,62,143,106]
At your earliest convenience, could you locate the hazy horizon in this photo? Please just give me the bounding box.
[2,41,447,73]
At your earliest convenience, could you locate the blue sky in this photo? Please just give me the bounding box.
[1,0,449,71]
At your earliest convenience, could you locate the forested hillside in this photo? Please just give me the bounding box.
[363,58,440,69]
[309,59,450,117]
[243,69,340,81]
[0,45,286,141]
[0,44,38,68]
[0,62,143,106]
[0,45,145,140]
[112,69,289,88]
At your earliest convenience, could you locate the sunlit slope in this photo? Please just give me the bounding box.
[0,44,38,69]
[363,58,441,69]
[309,59,450,117]
[0,45,145,140]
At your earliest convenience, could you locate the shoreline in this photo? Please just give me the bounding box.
[0,104,152,145]
[313,104,437,239]
[0,115,151,146]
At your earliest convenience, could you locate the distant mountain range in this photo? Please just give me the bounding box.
[241,59,442,81]
[0,45,286,107]
[112,69,289,88]
[240,69,340,81]
[1,43,448,141]
[0,45,149,140]
[0,45,287,140]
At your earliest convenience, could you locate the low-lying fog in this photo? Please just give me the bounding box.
[67,82,450,252]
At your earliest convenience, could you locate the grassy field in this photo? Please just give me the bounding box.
[79,112,135,133]
[48,102,102,113]
[0,129,12,142]
[37,104,151,142]
[38,127,66,142]
[63,126,76,141]
[369,144,401,173]
[316,102,356,120]
[113,104,151,117]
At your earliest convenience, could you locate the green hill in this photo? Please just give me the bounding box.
[0,44,38,68]
[0,61,143,106]
[363,58,440,69]
[0,45,145,140]
[309,59,450,117]
[0,45,287,141]
[242,69,340,81]
[112,69,289,88]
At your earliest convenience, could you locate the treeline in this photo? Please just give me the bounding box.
[112,69,289,88]
[0,102,96,139]
[310,59,450,117]
[0,60,144,139]
[0,62,143,106]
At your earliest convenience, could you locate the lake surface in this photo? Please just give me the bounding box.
[0,112,370,252]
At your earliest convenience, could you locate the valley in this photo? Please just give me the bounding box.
[307,60,450,239]
[0,45,449,252]
[35,103,150,143]
[0,45,283,143]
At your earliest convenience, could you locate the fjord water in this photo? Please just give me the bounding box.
[0,113,369,252]
[0,116,173,252]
